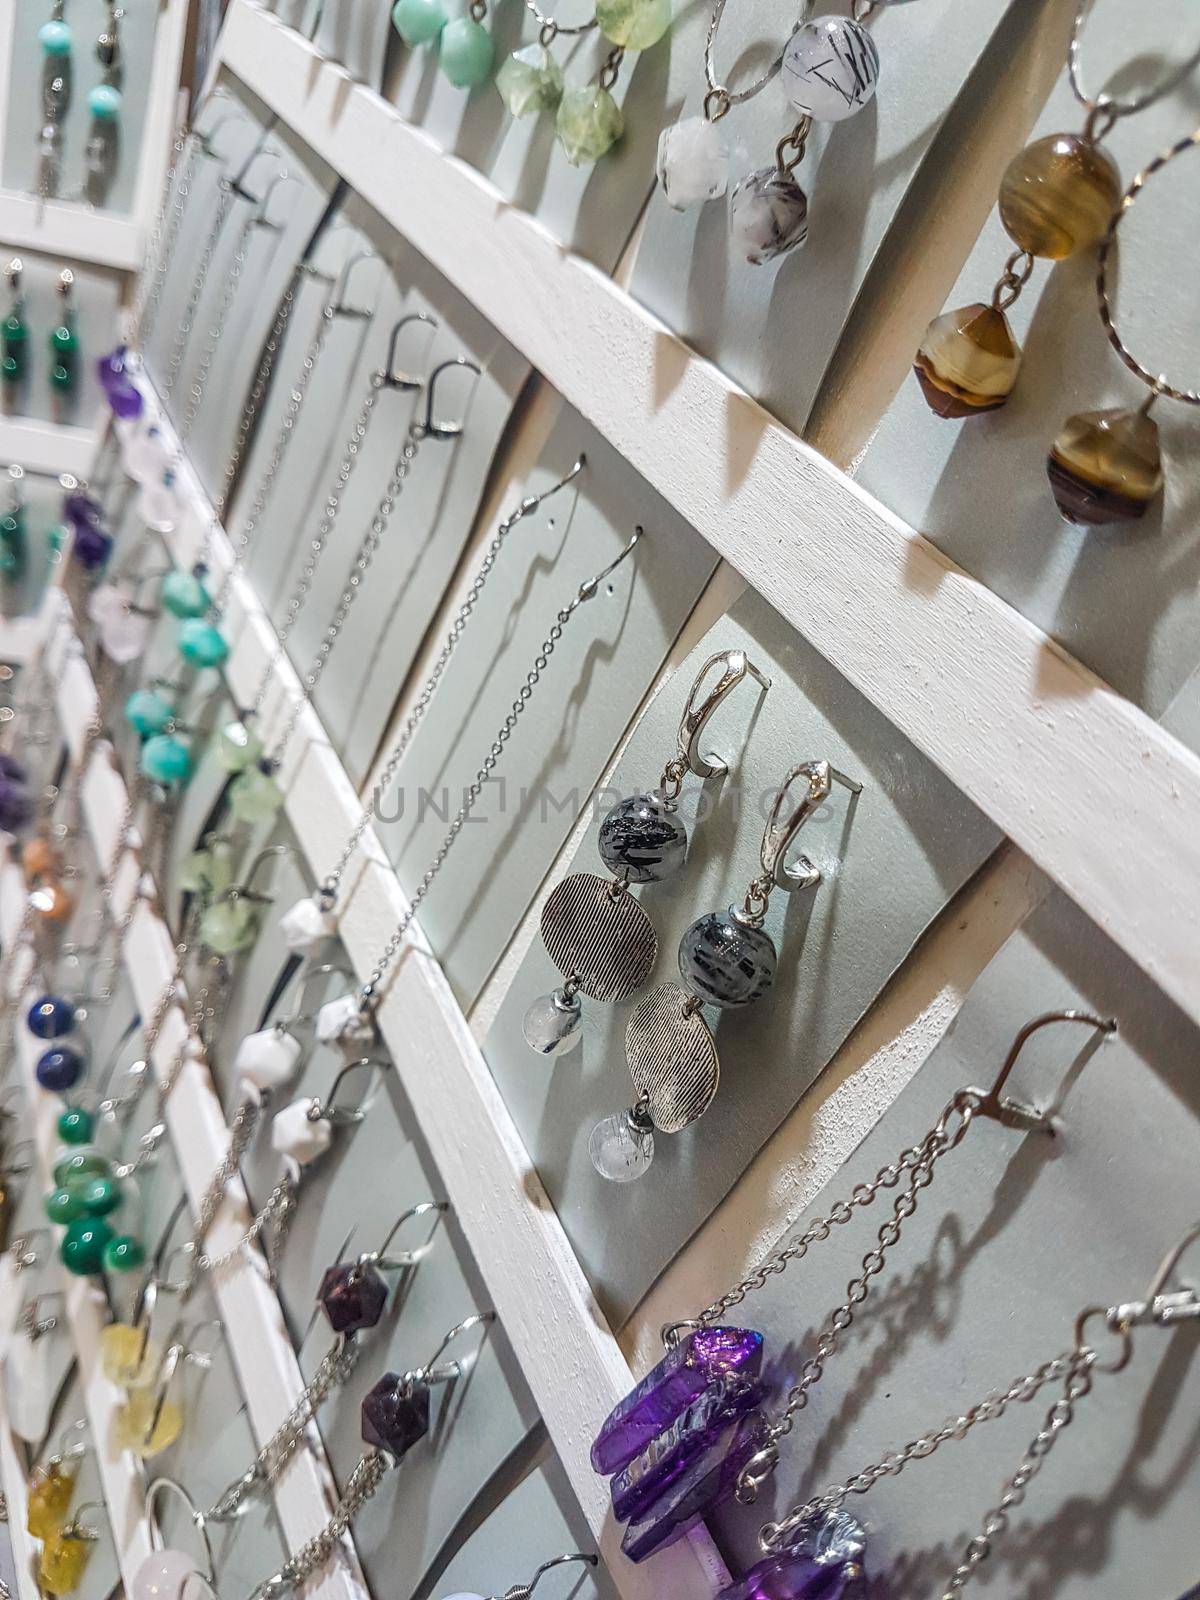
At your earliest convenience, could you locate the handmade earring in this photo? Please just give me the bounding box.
[279,456,586,945]
[725,1221,1200,1600]
[50,270,80,397]
[96,2,121,68]
[525,648,770,1059]
[1047,126,1200,526]
[440,1553,600,1600]
[233,962,357,1106]
[914,7,1200,418]
[196,843,296,957]
[99,1274,163,1389]
[591,1009,1115,1559]
[39,1501,103,1595]
[131,1478,216,1600]
[207,1200,448,1522]
[26,1419,88,1539]
[249,1314,493,1600]
[591,758,859,1182]
[39,2,73,60]
[3,259,27,387]
[37,4,72,200]
[111,1318,223,1457]
[440,0,495,88]
[1,464,27,582]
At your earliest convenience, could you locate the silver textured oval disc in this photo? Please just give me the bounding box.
[625,983,719,1134]
[540,872,658,1002]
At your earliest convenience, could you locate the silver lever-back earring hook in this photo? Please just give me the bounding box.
[369,1200,448,1269]
[332,249,381,318]
[974,1009,1116,1131]
[279,963,356,1032]
[253,172,301,228]
[492,1554,599,1600]
[313,1055,391,1125]
[567,526,642,616]
[144,1477,216,1583]
[410,1311,494,1390]
[759,758,862,893]
[676,648,772,781]
[418,356,482,440]
[383,311,439,390]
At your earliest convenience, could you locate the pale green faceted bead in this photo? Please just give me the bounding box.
[596,0,670,49]
[496,44,564,115]
[439,16,493,87]
[392,0,446,44]
[178,844,235,897]
[556,85,623,165]
[217,719,264,773]
[199,898,260,956]
[229,766,284,823]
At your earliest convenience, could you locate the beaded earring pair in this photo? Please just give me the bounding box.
[3,262,80,397]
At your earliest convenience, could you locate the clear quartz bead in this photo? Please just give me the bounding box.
[656,116,731,210]
[122,426,170,485]
[135,475,178,534]
[589,1110,654,1182]
[522,989,583,1057]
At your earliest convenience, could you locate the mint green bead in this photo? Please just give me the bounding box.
[199,897,260,956]
[178,618,228,668]
[161,569,210,619]
[217,719,264,773]
[392,0,447,44]
[38,20,73,55]
[125,688,173,737]
[57,1107,94,1145]
[45,1187,84,1225]
[88,84,122,121]
[141,733,192,786]
[80,1175,120,1217]
[439,16,493,86]
[229,765,284,823]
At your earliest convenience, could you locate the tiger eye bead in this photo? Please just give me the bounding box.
[913,302,1020,418]
[28,876,75,923]
[998,133,1120,260]
[23,836,60,878]
[1046,407,1163,526]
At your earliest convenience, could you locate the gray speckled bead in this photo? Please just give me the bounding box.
[598,793,688,883]
[678,908,777,1008]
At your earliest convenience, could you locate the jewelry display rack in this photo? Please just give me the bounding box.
[1,4,1198,1600]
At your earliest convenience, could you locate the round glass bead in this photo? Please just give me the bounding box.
[28,996,75,1039]
[53,1150,111,1187]
[178,618,228,668]
[161,569,209,619]
[124,688,173,738]
[729,167,809,264]
[80,1176,120,1217]
[557,85,623,165]
[88,83,122,121]
[38,20,73,54]
[656,116,731,210]
[439,16,493,86]
[217,718,264,772]
[1046,406,1162,526]
[57,1107,93,1144]
[781,15,879,121]
[392,0,446,44]
[45,1187,85,1225]
[522,989,583,1057]
[596,0,671,50]
[99,1324,160,1388]
[998,133,1121,260]
[228,764,283,822]
[36,1046,86,1092]
[678,908,777,1007]
[72,524,113,571]
[140,733,192,786]
[598,793,687,882]
[29,876,74,924]
[199,897,260,956]
[131,1550,199,1600]
[60,1216,114,1275]
[913,302,1020,418]
[589,1111,654,1182]
[103,1234,145,1273]
[496,43,563,116]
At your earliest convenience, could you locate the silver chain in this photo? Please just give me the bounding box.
[135,126,200,347]
[160,183,234,404]
[178,211,254,444]
[251,1448,389,1600]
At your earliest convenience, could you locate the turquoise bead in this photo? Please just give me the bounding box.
[124,688,173,738]
[439,16,493,86]
[140,734,192,786]
[88,84,122,121]
[392,0,447,44]
[161,569,210,619]
[178,618,229,668]
[38,20,72,55]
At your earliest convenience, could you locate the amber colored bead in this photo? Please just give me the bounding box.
[39,1531,94,1595]
[26,1460,75,1538]
[111,1391,183,1456]
[999,133,1120,260]
[28,876,75,923]
[98,1323,161,1389]
[1046,406,1163,526]
[913,301,1021,418]
[23,836,61,879]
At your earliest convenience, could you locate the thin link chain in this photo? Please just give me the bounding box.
[764,1349,1081,1551]
[269,429,419,763]
[942,1349,1096,1596]
[179,211,255,443]
[136,127,201,347]
[160,184,234,403]
[251,1449,389,1600]
[208,1333,359,1520]
[183,1094,264,1265]
[212,278,299,526]
[702,0,810,116]
[249,374,385,717]
[1067,0,1200,121]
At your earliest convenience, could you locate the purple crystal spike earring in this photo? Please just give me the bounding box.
[438,1552,599,1600]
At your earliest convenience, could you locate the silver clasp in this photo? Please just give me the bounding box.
[760,759,861,892]
[676,649,771,781]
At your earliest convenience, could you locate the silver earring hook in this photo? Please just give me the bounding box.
[759,758,862,895]
[369,1199,448,1268]
[492,1554,599,1600]
[313,1055,391,1124]
[54,1417,90,1464]
[513,455,586,521]
[332,249,381,317]
[567,526,642,617]
[382,311,438,390]
[253,172,301,227]
[676,648,771,781]
[198,108,249,157]
[974,1009,1116,1130]
[224,843,299,904]
[144,1477,216,1583]
[226,149,284,203]
[1076,1218,1200,1376]
[418,356,482,440]
[279,963,356,1031]
[61,1501,104,1541]
[413,1310,494,1388]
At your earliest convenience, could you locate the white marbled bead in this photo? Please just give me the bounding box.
[781,15,880,122]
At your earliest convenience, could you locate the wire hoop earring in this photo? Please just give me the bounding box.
[132,1477,215,1600]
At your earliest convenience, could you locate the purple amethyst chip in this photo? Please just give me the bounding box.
[360,1372,430,1457]
[611,1376,764,1524]
[72,524,113,572]
[319,1262,388,1334]
[592,1326,763,1477]
[0,776,33,833]
[717,1511,867,1600]
[621,1409,771,1563]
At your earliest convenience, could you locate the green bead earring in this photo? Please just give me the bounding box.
[392,0,447,45]
[48,269,79,394]
[1,465,27,581]
[177,617,229,669]
[2,258,27,386]
[439,3,494,87]
[161,567,211,619]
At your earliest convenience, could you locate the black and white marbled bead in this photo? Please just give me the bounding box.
[781,16,880,122]
[728,168,809,265]
[598,793,688,883]
[678,908,777,1008]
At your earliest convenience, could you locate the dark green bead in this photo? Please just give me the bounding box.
[1,354,19,383]
[57,1107,94,1144]
[53,1149,111,1187]
[51,324,78,354]
[50,362,74,391]
[60,1217,114,1276]
[80,1175,120,1216]
[103,1235,144,1273]
[2,313,26,349]
[44,1187,84,1225]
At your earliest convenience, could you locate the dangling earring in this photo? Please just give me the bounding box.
[131,1478,216,1600]
[727,1220,1200,1600]
[3,259,28,390]
[439,0,495,88]
[38,1500,104,1596]
[1,464,28,583]
[195,842,297,958]
[96,2,121,69]
[524,647,770,1059]
[437,1553,599,1600]
[206,1200,449,1522]
[591,1009,1115,1560]
[49,269,80,400]
[1047,126,1200,527]
[37,3,72,201]
[26,1419,89,1540]
[590,758,859,1183]
[249,1315,494,1600]
[112,1317,224,1457]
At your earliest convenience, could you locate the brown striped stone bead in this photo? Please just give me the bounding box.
[999,133,1120,260]
[913,302,1021,418]
[1046,407,1163,526]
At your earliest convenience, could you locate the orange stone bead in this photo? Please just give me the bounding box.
[999,133,1120,260]
[28,877,75,923]
[23,836,60,879]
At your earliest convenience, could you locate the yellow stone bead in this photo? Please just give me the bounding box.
[913,301,1021,417]
[1046,406,1163,525]
[998,133,1120,260]
[39,1532,94,1595]
[99,1323,162,1389]
[112,1391,183,1457]
[26,1461,74,1538]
